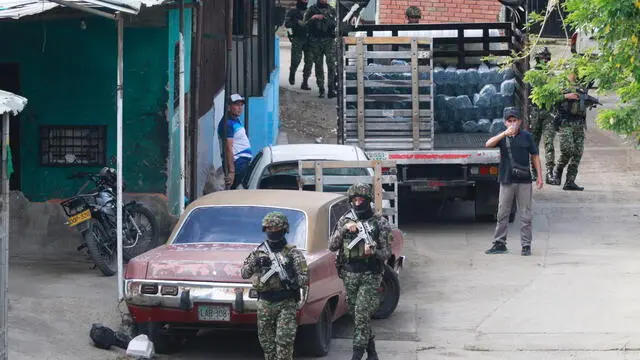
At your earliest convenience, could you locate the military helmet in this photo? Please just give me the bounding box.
[261,211,289,232]
[534,46,551,62]
[347,183,373,202]
[405,6,422,18]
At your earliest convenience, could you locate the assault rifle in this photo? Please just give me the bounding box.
[259,242,294,289]
[346,208,377,251]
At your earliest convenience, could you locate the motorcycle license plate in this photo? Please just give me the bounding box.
[68,209,91,227]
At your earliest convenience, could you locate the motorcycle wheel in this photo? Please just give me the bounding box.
[84,219,118,277]
[122,203,160,261]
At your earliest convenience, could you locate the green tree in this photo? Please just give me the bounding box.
[507,0,640,140]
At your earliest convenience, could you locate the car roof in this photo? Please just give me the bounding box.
[265,144,365,163]
[169,190,346,253]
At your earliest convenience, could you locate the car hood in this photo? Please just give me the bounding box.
[139,243,258,283]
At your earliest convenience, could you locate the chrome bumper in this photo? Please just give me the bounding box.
[124,279,258,313]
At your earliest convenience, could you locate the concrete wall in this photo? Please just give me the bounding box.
[0,17,170,202]
[9,191,176,260]
[246,36,281,153]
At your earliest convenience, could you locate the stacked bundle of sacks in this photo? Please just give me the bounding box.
[345,61,515,135]
[433,64,515,134]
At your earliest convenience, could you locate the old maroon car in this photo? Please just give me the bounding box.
[123,189,405,356]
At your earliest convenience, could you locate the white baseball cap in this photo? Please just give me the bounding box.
[230,93,245,103]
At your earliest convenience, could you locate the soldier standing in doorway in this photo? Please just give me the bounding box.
[304,0,338,98]
[405,6,421,23]
[329,183,394,360]
[241,212,309,360]
[285,0,313,90]
[528,47,558,184]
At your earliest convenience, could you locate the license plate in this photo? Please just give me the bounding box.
[67,209,91,227]
[197,305,230,322]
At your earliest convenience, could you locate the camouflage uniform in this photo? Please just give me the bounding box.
[405,6,421,23]
[329,183,393,360]
[285,2,312,89]
[529,104,557,182]
[304,2,337,98]
[552,89,587,191]
[241,212,309,360]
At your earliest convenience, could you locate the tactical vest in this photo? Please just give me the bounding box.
[308,6,335,38]
[336,216,384,274]
[252,244,297,293]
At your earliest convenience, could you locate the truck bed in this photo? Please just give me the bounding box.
[338,22,528,152]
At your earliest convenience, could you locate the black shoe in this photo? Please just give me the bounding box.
[351,346,366,360]
[301,80,311,90]
[366,336,378,360]
[563,181,584,191]
[485,242,507,254]
[545,172,555,185]
[318,89,325,98]
[551,167,563,186]
[521,246,531,256]
[288,71,295,85]
[327,90,337,99]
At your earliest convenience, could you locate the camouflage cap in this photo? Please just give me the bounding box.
[262,211,289,232]
[405,6,421,18]
[347,182,373,201]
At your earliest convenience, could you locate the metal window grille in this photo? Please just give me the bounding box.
[39,126,107,166]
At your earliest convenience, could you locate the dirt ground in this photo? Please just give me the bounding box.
[279,87,338,144]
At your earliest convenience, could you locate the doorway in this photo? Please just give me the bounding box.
[0,63,22,191]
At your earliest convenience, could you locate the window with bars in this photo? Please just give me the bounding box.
[39,126,107,166]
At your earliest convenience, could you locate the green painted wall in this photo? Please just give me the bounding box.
[0,17,169,201]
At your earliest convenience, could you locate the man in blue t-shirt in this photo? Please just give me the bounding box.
[484,107,543,256]
[218,93,253,189]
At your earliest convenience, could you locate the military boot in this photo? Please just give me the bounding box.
[551,166,563,186]
[351,346,366,360]
[366,336,379,360]
[327,89,337,99]
[301,78,311,90]
[318,88,325,98]
[545,171,555,185]
[289,70,295,85]
[563,180,584,191]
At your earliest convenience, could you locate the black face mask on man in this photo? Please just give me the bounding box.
[353,200,374,220]
[266,230,287,251]
[317,1,328,8]
[296,1,308,10]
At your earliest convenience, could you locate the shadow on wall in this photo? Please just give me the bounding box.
[8,191,178,260]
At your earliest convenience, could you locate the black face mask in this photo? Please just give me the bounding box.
[296,2,307,10]
[317,2,328,8]
[266,230,287,251]
[353,202,373,220]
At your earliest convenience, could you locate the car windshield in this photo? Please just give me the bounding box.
[263,162,370,177]
[171,206,307,249]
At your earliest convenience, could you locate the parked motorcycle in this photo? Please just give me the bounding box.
[60,167,160,276]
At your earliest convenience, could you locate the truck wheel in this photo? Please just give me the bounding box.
[132,322,187,355]
[373,264,400,320]
[296,301,333,357]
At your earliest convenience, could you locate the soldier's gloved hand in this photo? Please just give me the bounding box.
[254,256,272,268]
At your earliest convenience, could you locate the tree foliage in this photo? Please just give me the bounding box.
[499,0,640,138]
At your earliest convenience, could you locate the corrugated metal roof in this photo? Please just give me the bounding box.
[0,90,27,115]
[0,0,166,19]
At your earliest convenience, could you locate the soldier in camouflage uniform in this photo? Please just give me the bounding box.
[550,71,588,191]
[405,6,421,23]
[528,47,557,184]
[304,0,337,98]
[285,0,312,90]
[241,212,309,360]
[329,183,394,360]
